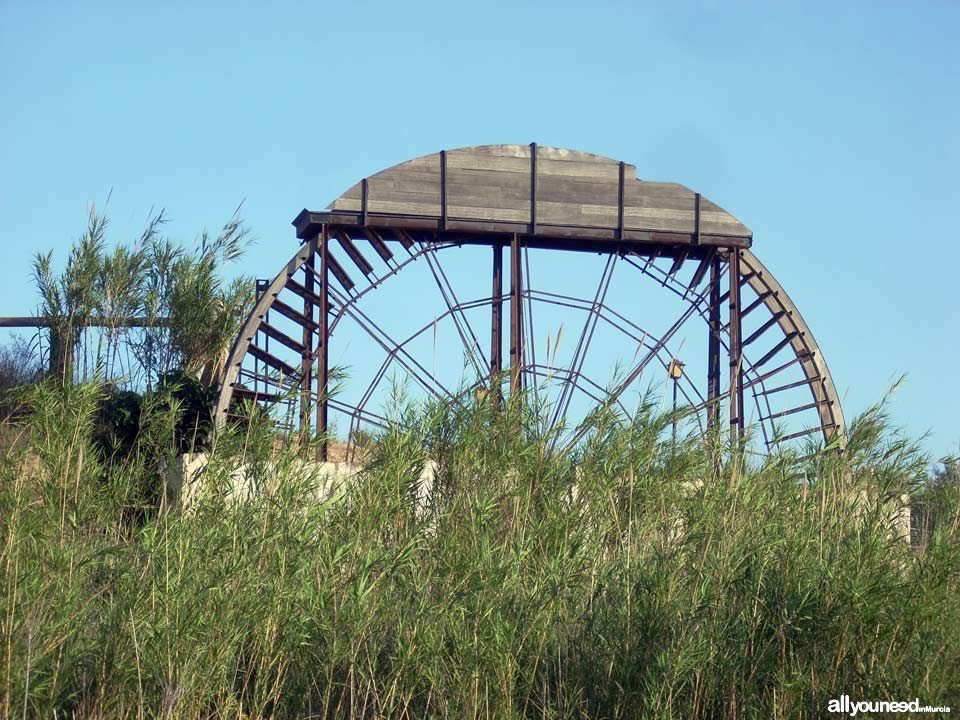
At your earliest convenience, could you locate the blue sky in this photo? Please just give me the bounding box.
[1,1,957,459]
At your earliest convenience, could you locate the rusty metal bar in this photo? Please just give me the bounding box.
[523,243,538,403]
[728,249,744,438]
[707,255,721,432]
[693,192,701,245]
[440,150,447,231]
[617,162,625,240]
[510,233,523,393]
[418,238,488,379]
[317,225,329,461]
[300,249,316,436]
[491,241,503,403]
[550,253,616,432]
[324,282,454,399]
[360,178,368,226]
[566,283,709,448]
[530,142,538,234]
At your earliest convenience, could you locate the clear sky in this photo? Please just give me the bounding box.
[1,1,957,459]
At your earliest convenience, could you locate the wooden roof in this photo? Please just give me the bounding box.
[297,144,751,248]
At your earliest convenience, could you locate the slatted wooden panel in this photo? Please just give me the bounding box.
[328,144,752,238]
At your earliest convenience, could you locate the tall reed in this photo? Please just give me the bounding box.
[1,380,957,718]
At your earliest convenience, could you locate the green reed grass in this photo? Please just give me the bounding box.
[1,381,958,719]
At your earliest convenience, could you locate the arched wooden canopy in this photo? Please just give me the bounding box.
[216,144,844,458]
[295,144,751,250]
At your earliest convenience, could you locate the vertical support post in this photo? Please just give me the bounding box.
[707,255,721,432]
[316,225,329,462]
[728,248,744,440]
[360,178,368,227]
[299,241,316,439]
[616,161,625,241]
[693,192,701,245]
[509,233,524,394]
[440,150,447,232]
[491,241,503,405]
[529,142,538,235]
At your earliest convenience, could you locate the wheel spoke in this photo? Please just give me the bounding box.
[549,254,617,432]
[419,239,489,381]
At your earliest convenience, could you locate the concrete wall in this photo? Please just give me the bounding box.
[165,453,438,513]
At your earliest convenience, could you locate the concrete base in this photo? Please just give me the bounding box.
[165,453,438,513]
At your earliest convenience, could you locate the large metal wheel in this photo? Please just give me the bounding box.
[214,145,844,457]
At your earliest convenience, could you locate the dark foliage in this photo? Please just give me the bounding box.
[92,388,143,459]
[155,369,216,453]
[0,335,43,421]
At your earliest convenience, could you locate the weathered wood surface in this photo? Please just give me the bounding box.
[328,144,751,241]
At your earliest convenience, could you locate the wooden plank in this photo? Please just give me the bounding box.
[335,231,374,276]
[452,144,532,159]
[258,320,307,354]
[337,196,442,216]
[536,156,622,181]
[623,182,696,210]
[271,298,319,332]
[446,166,531,190]
[537,176,622,204]
[536,146,622,164]
[536,200,620,229]
[361,227,394,262]
[688,250,715,289]
[285,277,324,307]
[231,386,282,403]
[743,310,787,347]
[446,152,530,174]
[754,331,800,369]
[329,149,749,239]
[448,204,529,223]
[394,228,416,250]
[366,175,440,194]
[248,343,298,377]
[366,186,531,210]
[326,253,355,290]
